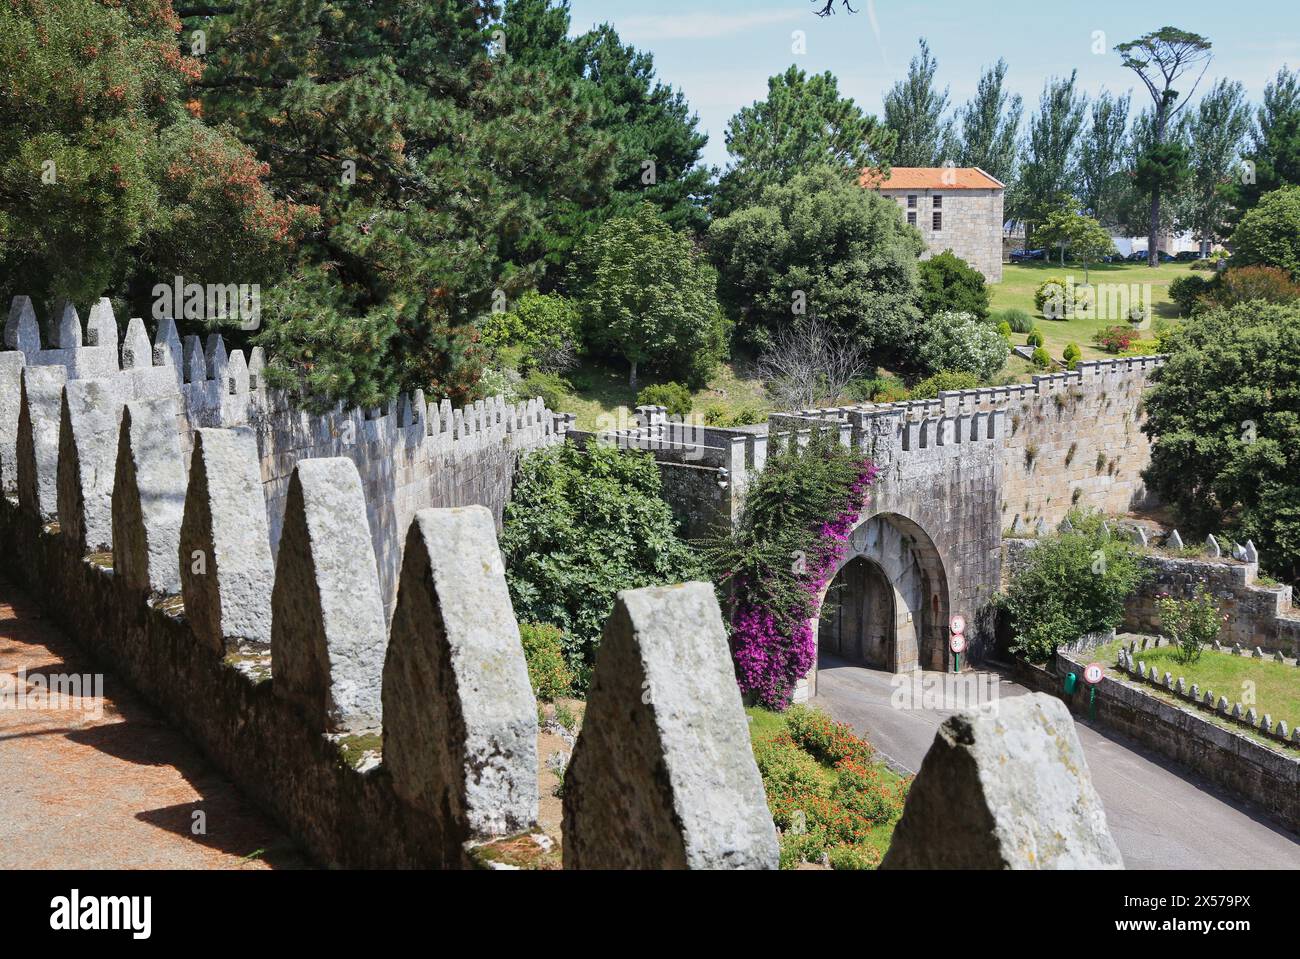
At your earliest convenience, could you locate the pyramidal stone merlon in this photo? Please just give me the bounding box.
[382,506,539,845]
[271,457,387,732]
[562,582,780,869]
[180,428,275,654]
[17,365,68,519]
[57,377,126,553]
[111,397,187,596]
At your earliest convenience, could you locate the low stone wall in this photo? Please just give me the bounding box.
[1002,537,1300,657]
[1019,647,1300,836]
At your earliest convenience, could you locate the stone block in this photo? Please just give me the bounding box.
[17,365,69,519]
[563,582,779,870]
[381,506,538,846]
[57,378,125,553]
[111,397,187,595]
[880,693,1122,869]
[180,428,275,654]
[271,457,387,731]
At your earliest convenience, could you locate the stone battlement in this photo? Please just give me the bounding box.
[1,296,566,612]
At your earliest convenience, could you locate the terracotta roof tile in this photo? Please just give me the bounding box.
[860,167,1005,190]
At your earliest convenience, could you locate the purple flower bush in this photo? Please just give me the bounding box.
[730,460,879,708]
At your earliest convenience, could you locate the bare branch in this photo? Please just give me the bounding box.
[757,316,868,411]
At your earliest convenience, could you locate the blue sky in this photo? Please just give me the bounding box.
[565,0,1300,170]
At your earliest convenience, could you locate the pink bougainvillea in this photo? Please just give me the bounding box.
[731,460,879,709]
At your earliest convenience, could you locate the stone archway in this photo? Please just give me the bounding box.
[799,512,951,702]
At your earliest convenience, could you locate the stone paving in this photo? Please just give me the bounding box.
[0,576,302,869]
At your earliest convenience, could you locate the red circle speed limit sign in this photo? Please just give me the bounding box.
[949,614,966,635]
[1083,662,1104,685]
[950,634,967,654]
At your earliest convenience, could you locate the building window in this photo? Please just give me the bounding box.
[933,195,943,208]
[932,211,942,231]
[907,211,917,226]
[907,195,917,208]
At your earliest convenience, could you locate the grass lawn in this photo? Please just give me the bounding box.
[562,359,771,431]
[1091,635,1300,736]
[989,260,1194,366]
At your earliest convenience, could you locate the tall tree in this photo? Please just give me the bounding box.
[1012,72,1087,240]
[501,2,714,246]
[1115,27,1213,266]
[190,0,616,409]
[1183,80,1250,253]
[952,59,1023,187]
[1228,66,1300,221]
[714,66,893,215]
[1078,91,1131,223]
[0,0,312,314]
[882,39,952,167]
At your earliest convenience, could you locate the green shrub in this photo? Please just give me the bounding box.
[849,375,910,403]
[1033,277,1069,318]
[1093,325,1137,354]
[480,291,581,373]
[917,310,1008,381]
[518,371,573,412]
[518,622,573,701]
[1169,274,1210,316]
[702,404,767,427]
[1121,339,1160,356]
[999,307,1036,334]
[1229,185,1300,280]
[1030,346,1052,369]
[1156,584,1222,665]
[1202,265,1300,308]
[785,706,874,767]
[636,381,693,417]
[916,250,990,321]
[909,370,981,399]
[1062,343,1082,370]
[1026,328,1044,348]
[996,320,1013,342]
[1002,510,1148,662]
[827,843,883,870]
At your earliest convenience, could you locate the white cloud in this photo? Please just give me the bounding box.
[609,10,803,42]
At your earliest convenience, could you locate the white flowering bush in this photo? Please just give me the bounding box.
[917,310,1008,381]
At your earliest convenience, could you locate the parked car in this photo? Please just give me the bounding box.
[1127,250,1148,261]
[1011,248,1046,261]
[1173,250,1200,262]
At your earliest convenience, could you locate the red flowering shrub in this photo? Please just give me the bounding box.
[785,705,874,767]
[1093,325,1138,353]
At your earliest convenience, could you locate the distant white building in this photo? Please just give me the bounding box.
[862,167,1005,282]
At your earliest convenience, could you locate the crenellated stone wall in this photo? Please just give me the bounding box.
[1,296,565,615]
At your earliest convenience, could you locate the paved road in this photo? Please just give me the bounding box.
[0,578,303,869]
[812,655,1300,870]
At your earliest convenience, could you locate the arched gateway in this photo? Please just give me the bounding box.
[799,512,950,701]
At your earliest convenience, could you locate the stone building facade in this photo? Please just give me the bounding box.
[862,167,1005,282]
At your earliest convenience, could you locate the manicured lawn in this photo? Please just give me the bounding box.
[563,359,771,431]
[989,260,1193,365]
[1091,636,1300,733]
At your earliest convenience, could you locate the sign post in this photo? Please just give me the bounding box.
[949,615,966,673]
[1083,662,1104,720]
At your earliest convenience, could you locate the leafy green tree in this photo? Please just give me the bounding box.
[708,166,924,363]
[1229,186,1300,279]
[1012,72,1087,239]
[714,66,894,216]
[480,290,581,374]
[916,250,989,321]
[1143,302,1300,584]
[915,311,1006,381]
[501,443,701,685]
[1227,67,1300,223]
[1115,27,1213,266]
[1003,512,1148,662]
[501,2,713,242]
[572,203,726,387]
[0,0,312,314]
[1037,201,1115,281]
[1078,91,1131,222]
[951,59,1022,187]
[882,39,952,167]
[1182,80,1250,251]
[191,0,615,408]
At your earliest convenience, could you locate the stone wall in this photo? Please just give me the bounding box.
[1018,648,1300,836]
[1,296,564,614]
[1003,537,1300,657]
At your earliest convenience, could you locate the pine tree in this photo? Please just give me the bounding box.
[190,0,615,408]
[952,59,1022,187]
[883,39,952,167]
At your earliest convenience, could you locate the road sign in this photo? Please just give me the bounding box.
[950,634,967,654]
[1083,662,1104,685]
[949,614,966,635]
